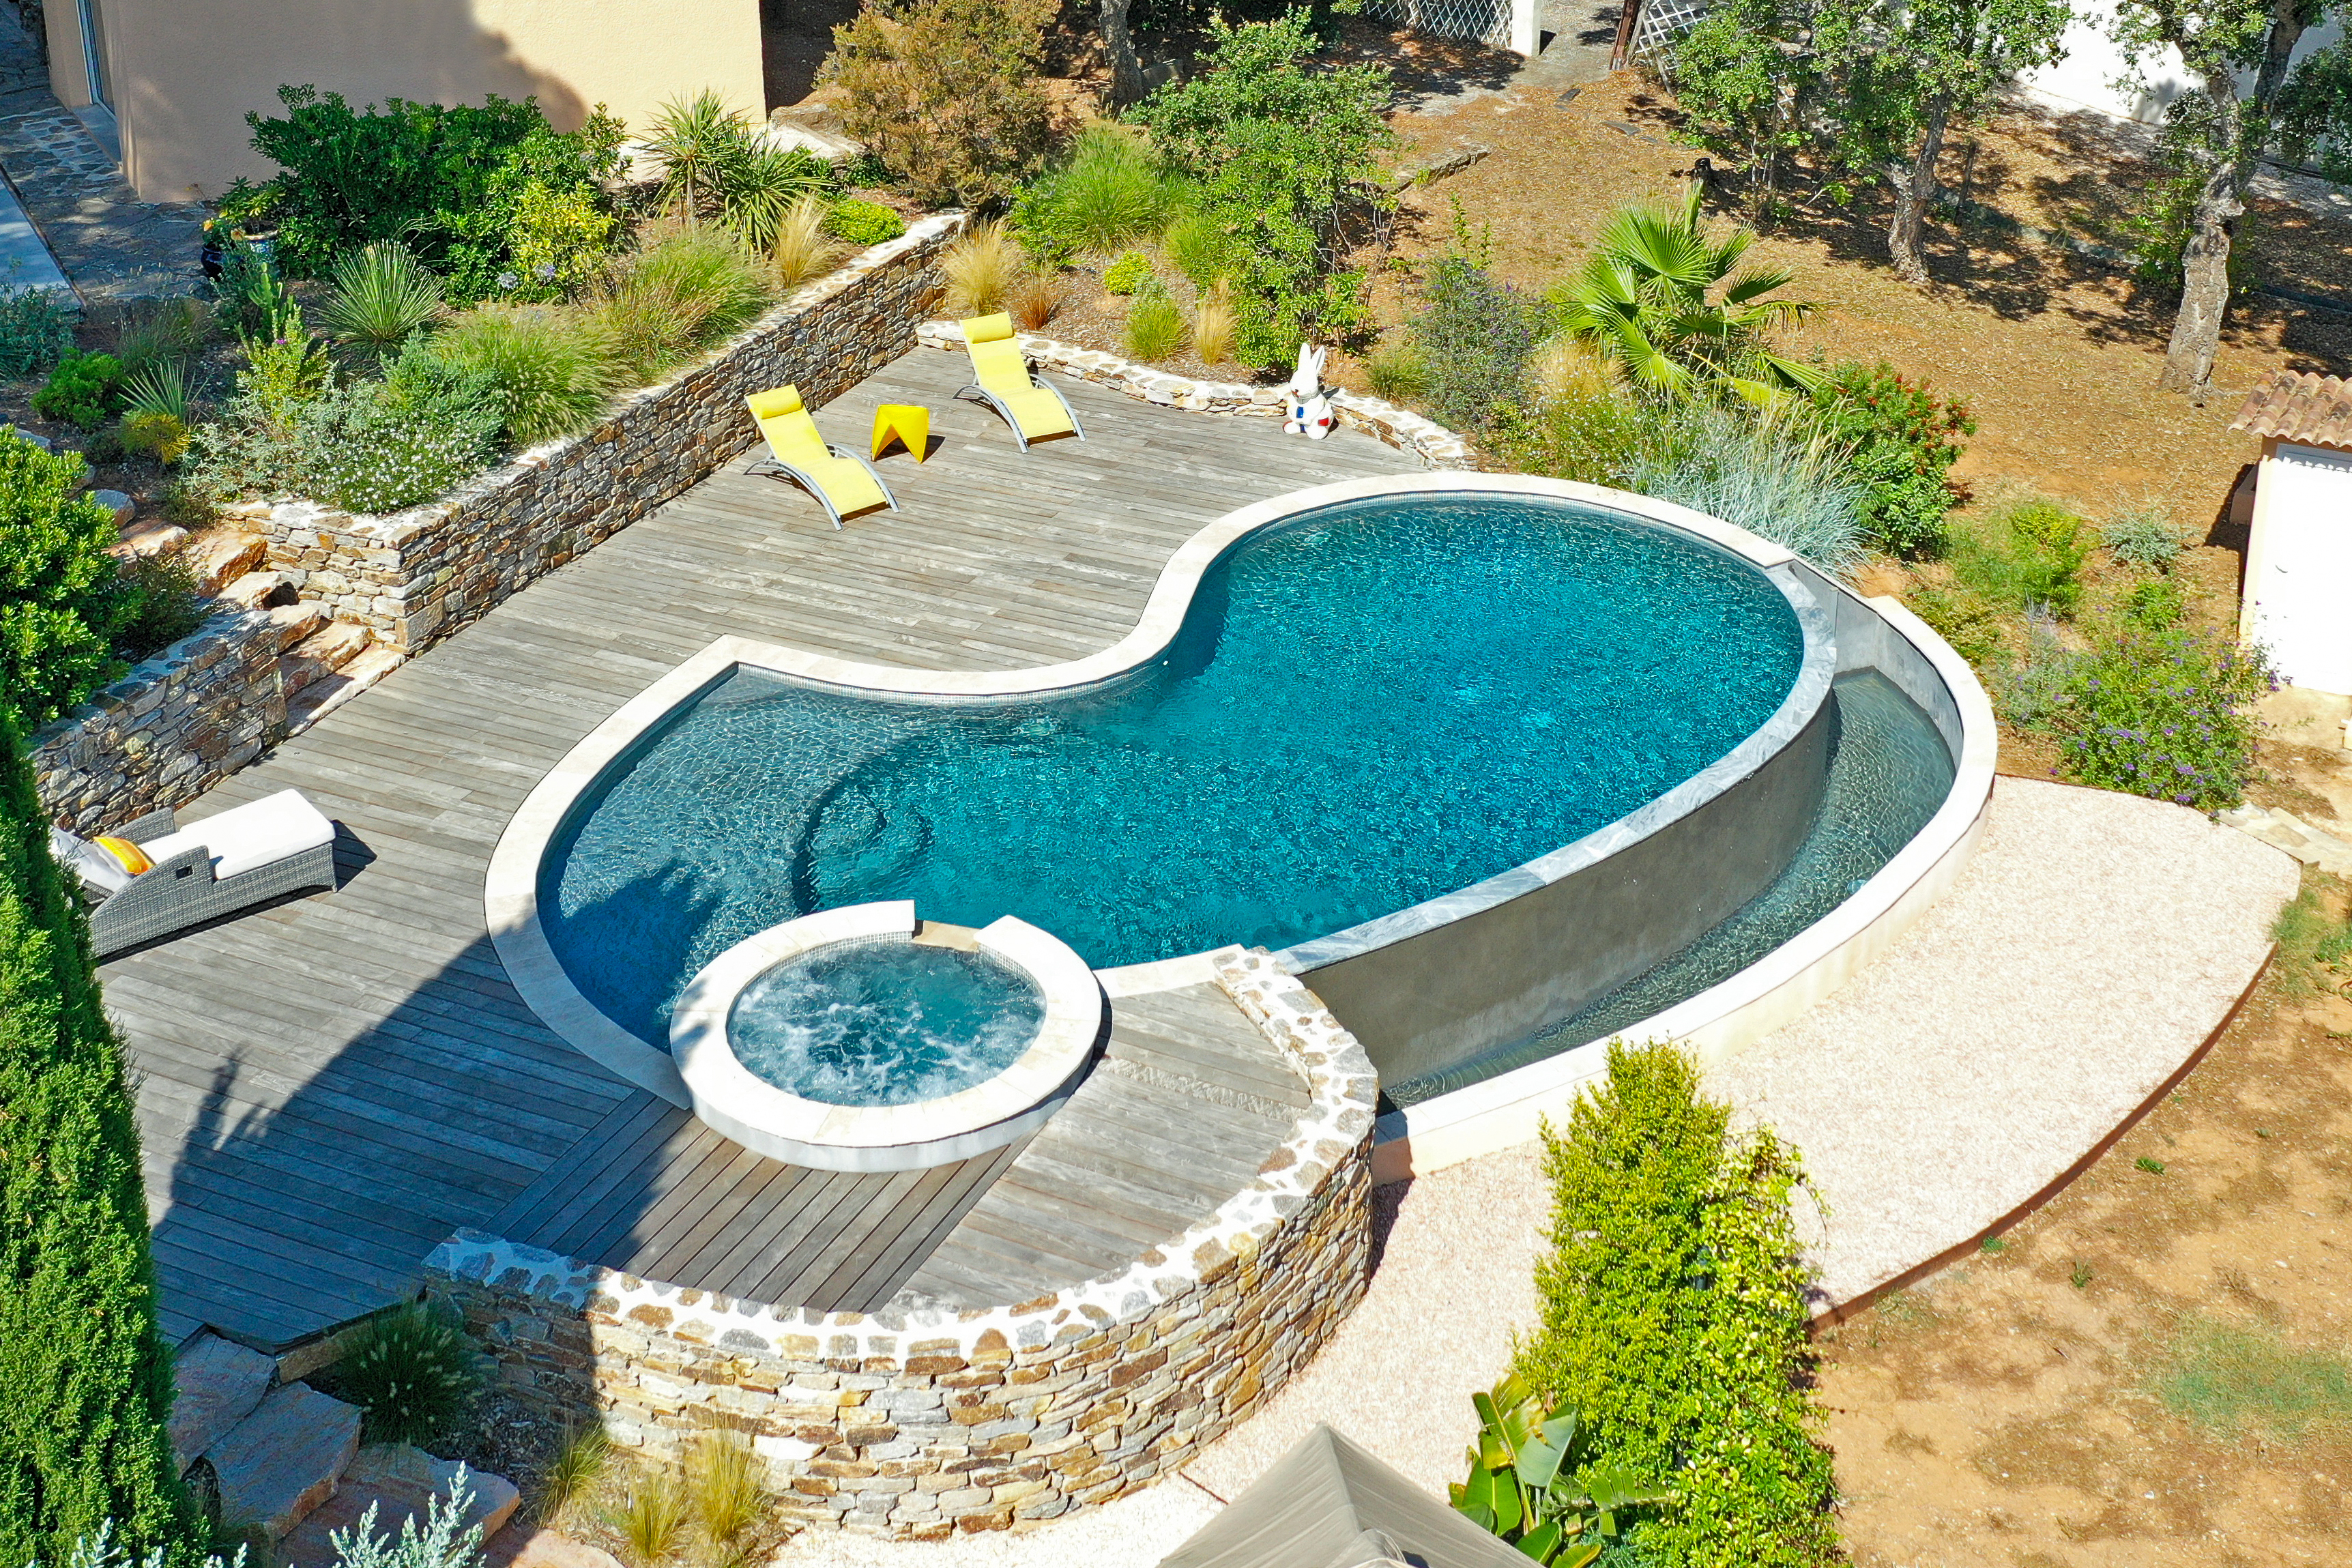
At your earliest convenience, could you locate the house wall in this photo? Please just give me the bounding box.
[2243,436,2352,695]
[2020,3,2343,125]
[50,0,763,203]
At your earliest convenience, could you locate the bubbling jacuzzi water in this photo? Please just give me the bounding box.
[726,937,1045,1107]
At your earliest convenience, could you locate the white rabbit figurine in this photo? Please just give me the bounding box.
[1283,343,1335,440]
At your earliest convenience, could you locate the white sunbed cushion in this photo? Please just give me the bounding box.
[140,789,336,882]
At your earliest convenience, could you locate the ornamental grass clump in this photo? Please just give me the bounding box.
[431,304,614,446]
[334,1301,484,1447]
[2054,625,2271,812]
[1122,279,1185,362]
[1628,400,1867,578]
[1515,1041,1838,1568]
[586,229,773,388]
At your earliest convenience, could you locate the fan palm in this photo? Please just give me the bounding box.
[1551,184,1824,406]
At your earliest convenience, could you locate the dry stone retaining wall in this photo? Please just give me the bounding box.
[30,602,322,832]
[263,216,966,652]
[428,949,1376,1539]
[912,319,1475,469]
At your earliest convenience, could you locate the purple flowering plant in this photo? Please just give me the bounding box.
[2057,626,2271,812]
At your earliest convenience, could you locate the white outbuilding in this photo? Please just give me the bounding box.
[2233,371,2352,695]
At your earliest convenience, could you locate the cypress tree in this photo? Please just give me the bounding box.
[0,703,192,1563]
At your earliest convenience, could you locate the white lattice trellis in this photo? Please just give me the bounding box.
[1359,0,1531,53]
[1631,0,1712,63]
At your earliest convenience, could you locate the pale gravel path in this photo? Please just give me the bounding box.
[766,779,2294,1567]
[1711,778,2296,1306]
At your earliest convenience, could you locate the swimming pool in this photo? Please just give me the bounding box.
[538,492,1818,1055]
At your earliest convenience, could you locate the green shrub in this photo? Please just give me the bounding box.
[1805,361,1973,557]
[824,0,1056,205]
[1407,250,1538,433]
[1122,280,1186,360]
[1956,494,2091,616]
[33,352,124,431]
[1161,209,1231,287]
[586,230,774,389]
[295,367,502,514]
[2055,625,2271,811]
[114,548,210,663]
[1515,1041,1838,1568]
[2103,497,2191,570]
[0,699,197,1568]
[0,284,74,381]
[431,305,613,447]
[182,390,310,504]
[317,242,446,354]
[1011,126,1188,265]
[226,85,624,297]
[2122,572,2188,628]
[822,199,906,248]
[0,434,136,731]
[1131,12,1394,368]
[1101,250,1153,296]
[334,1301,484,1447]
[1487,385,1651,489]
[1905,581,2003,666]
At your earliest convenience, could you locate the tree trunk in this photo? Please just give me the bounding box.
[1888,97,1951,285]
[1101,0,1144,106]
[2158,140,2244,394]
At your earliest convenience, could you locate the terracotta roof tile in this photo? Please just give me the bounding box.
[2231,370,2352,448]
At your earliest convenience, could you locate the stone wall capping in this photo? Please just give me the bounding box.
[912,319,1473,471]
[429,950,1374,1537]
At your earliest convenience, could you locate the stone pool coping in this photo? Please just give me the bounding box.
[482,474,1835,1104]
[671,903,1104,1172]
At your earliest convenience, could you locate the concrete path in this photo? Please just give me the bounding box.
[769,778,2296,1565]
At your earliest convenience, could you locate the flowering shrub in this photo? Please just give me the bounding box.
[296,378,500,514]
[2057,627,2271,811]
[1805,360,1973,556]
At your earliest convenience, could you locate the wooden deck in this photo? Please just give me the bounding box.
[106,347,1414,1352]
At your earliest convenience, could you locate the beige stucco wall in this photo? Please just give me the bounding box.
[63,0,764,203]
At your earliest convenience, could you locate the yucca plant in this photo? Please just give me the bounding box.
[768,193,845,289]
[1451,1375,1671,1568]
[1550,183,1824,407]
[119,360,192,424]
[319,242,446,353]
[942,220,1021,318]
[642,90,749,227]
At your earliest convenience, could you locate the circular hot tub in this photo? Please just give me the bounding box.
[669,901,1103,1171]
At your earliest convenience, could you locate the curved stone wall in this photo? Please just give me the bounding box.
[427,950,1376,1538]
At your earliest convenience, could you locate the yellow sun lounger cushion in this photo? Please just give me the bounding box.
[959,315,1076,441]
[746,386,890,519]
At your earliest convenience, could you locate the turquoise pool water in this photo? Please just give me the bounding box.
[542,493,1806,1047]
[727,938,1044,1107]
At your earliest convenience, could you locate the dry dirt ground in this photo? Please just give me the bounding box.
[1814,893,2352,1567]
[1365,70,2352,526]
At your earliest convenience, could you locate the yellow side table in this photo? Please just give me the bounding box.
[872,403,931,463]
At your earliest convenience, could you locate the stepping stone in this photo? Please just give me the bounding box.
[90,488,134,526]
[263,600,329,652]
[285,644,405,733]
[111,521,190,560]
[167,1332,276,1475]
[205,1383,362,1539]
[186,530,268,596]
[276,1444,520,1568]
[483,1523,622,1568]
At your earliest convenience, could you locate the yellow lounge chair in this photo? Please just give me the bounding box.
[744,385,899,529]
[953,313,1087,452]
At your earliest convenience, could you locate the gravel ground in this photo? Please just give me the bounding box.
[761,778,2294,1566]
[1711,776,2297,1307]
